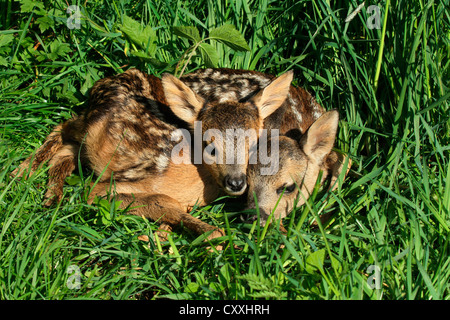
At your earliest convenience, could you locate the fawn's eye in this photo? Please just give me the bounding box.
[276,183,296,195]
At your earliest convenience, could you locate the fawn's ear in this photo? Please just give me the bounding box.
[162,73,204,125]
[300,110,339,164]
[250,70,293,120]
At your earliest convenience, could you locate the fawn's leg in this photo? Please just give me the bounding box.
[12,124,65,178]
[122,193,223,240]
[89,182,224,241]
[11,122,80,207]
[43,145,78,206]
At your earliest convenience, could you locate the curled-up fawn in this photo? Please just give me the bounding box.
[12,68,293,241]
[12,68,349,240]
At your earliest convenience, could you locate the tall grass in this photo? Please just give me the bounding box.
[0,0,449,300]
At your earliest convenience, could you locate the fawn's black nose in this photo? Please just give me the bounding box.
[224,174,247,194]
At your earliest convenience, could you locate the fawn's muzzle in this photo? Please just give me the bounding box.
[224,174,247,195]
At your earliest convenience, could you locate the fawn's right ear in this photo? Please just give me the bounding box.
[162,73,204,125]
[250,70,293,120]
[300,110,339,165]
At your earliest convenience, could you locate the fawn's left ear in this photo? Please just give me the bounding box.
[300,110,339,165]
[250,70,293,120]
[162,73,204,125]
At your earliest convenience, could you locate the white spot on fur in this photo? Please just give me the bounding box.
[289,97,303,124]
[218,92,238,103]
[311,99,324,120]
[155,154,169,171]
[170,129,184,143]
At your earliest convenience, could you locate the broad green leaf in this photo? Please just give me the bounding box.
[48,40,71,60]
[119,15,157,55]
[0,35,13,59]
[36,16,54,33]
[184,282,199,293]
[19,0,44,13]
[219,263,234,284]
[330,253,343,274]
[172,26,201,43]
[199,42,219,68]
[65,175,81,186]
[0,34,14,48]
[305,248,325,274]
[209,24,250,51]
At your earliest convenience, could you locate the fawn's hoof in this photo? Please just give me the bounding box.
[43,188,63,207]
[206,228,225,252]
[207,228,225,241]
[154,223,173,242]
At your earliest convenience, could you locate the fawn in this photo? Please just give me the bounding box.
[12,68,348,240]
[12,68,292,240]
[246,110,351,228]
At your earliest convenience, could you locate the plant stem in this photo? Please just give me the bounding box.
[373,0,390,91]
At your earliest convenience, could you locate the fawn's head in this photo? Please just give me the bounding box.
[162,71,293,196]
[246,110,339,225]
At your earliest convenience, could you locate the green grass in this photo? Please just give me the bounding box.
[0,0,449,300]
